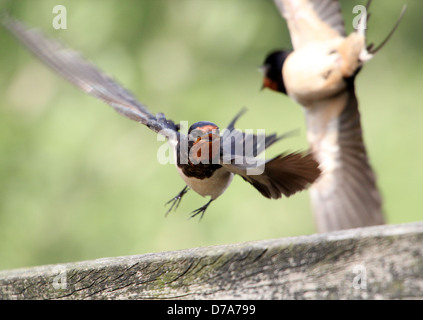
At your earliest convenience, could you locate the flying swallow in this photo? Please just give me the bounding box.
[1,16,321,219]
[260,0,406,231]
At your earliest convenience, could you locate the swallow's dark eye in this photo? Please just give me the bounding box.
[328,49,337,55]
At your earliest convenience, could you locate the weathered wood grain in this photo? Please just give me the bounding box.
[1,222,423,299]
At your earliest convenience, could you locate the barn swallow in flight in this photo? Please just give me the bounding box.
[260,0,406,231]
[2,16,321,219]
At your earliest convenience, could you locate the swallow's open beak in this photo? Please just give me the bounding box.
[258,65,269,91]
[257,65,268,74]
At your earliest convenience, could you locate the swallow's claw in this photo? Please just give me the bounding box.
[165,186,189,216]
[189,199,213,221]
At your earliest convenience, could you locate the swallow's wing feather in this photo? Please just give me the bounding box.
[223,152,320,199]
[221,108,296,159]
[308,87,383,231]
[2,15,179,140]
[274,0,345,49]
[221,110,320,199]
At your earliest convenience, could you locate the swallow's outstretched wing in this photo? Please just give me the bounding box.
[1,15,179,141]
[306,85,383,231]
[274,0,345,50]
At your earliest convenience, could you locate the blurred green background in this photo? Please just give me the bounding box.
[0,0,421,271]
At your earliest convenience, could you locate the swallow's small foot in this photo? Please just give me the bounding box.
[190,199,214,221]
[165,186,189,216]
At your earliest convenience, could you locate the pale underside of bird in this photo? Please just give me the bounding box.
[270,0,406,231]
[1,15,321,219]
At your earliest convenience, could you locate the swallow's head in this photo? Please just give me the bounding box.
[189,121,219,137]
[188,121,220,164]
[260,50,291,94]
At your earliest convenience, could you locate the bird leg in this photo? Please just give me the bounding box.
[190,199,214,221]
[165,186,189,216]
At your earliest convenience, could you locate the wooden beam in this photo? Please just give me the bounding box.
[1,222,423,299]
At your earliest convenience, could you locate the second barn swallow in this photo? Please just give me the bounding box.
[2,16,321,219]
[260,0,406,231]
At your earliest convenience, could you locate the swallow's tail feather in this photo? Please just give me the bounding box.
[365,4,407,55]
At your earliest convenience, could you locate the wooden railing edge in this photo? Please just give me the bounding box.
[1,221,423,299]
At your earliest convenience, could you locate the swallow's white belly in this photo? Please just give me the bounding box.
[283,39,346,104]
[176,165,234,200]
